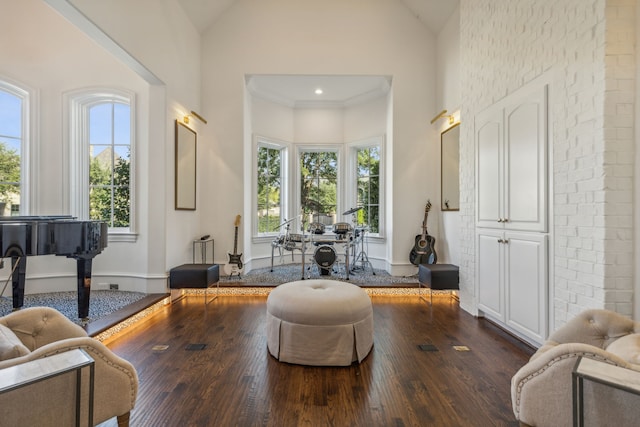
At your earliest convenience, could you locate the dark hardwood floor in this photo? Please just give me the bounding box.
[99,294,534,427]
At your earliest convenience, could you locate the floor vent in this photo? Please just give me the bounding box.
[418,344,438,352]
[185,343,207,351]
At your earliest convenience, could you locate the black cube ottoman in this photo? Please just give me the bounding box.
[170,263,220,303]
[418,264,459,304]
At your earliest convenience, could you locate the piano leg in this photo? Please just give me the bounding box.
[10,256,26,310]
[76,257,93,319]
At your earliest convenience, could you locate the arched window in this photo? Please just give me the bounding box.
[0,79,31,216]
[68,89,135,237]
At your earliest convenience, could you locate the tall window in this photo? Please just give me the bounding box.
[89,102,131,227]
[256,141,285,234]
[300,150,338,226]
[356,145,380,233]
[0,81,27,216]
[69,90,134,234]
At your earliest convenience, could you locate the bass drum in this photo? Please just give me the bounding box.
[313,245,337,275]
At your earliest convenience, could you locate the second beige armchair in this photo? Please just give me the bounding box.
[511,309,640,427]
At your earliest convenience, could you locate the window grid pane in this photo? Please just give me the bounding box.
[356,146,380,233]
[89,102,130,228]
[0,89,22,216]
[257,146,282,233]
[300,151,337,225]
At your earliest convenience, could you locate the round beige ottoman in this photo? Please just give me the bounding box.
[266,279,373,366]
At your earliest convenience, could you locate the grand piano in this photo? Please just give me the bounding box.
[0,216,108,319]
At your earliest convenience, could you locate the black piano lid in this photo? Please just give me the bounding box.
[0,215,76,222]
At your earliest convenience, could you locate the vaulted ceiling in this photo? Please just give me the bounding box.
[177,0,459,35]
[177,0,459,106]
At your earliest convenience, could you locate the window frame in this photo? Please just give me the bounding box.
[253,136,289,239]
[347,136,384,238]
[67,88,136,241]
[295,144,343,229]
[0,77,34,215]
[251,136,385,241]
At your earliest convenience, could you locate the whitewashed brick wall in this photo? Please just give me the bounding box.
[459,0,635,330]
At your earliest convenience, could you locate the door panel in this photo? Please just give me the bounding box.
[476,111,503,228]
[477,230,504,322]
[504,85,547,232]
[505,232,547,343]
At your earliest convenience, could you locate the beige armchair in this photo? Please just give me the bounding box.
[0,306,138,427]
[511,309,640,427]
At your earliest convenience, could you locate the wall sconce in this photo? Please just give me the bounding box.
[183,110,208,125]
[430,109,455,125]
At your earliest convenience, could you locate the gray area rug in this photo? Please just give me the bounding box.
[0,290,146,325]
[220,263,418,286]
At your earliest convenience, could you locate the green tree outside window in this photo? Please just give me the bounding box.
[300,151,337,225]
[356,146,380,233]
[257,146,282,233]
[88,102,130,228]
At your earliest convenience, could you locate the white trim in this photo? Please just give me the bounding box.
[44,0,163,85]
[0,76,37,215]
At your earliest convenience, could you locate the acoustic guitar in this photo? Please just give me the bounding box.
[224,215,244,277]
[409,201,437,265]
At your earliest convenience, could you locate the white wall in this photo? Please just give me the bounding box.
[294,108,344,144]
[635,0,640,320]
[0,0,158,292]
[435,6,462,265]
[201,0,438,274]
[344,96,389,141]
[437,6,461,113]
[62,0,207,289]
[252,98,294,143]
[0,0,209,295]
[459,0,636,328]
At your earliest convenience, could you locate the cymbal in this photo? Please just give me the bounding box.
[343,207,363,215]
[273,218,294,229]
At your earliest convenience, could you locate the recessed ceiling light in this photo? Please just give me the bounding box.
[315,88,323,95]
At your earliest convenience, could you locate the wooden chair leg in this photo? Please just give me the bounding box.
[117,412,131,427]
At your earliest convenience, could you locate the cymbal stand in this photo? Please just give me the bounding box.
[271,222,294,272]
[299,214,309,279]
[351,228,375,275]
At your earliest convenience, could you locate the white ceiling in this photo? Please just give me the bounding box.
[178,0,459,107]
[246,75,392,108]
[177,0,459,36]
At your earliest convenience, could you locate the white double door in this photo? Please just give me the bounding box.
[475,77,549,345]
[476,83,547,233]
[477,229,547,344]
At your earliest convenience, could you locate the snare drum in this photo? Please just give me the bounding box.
[332,222,353,235]
[314,245,337,272]
[308,222,326,234]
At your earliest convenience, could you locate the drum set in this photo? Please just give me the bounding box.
[270,207,374,279]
